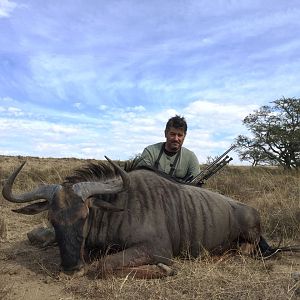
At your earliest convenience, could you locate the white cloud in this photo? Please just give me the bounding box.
[50,124,80,135]
[0,99,250,163]
[73,102,82,109]
[0,105,26,116]
[80,146,105,157]
[36,142,71,152]
[0,117,86,140]
[127,105,146,112]
[0,0,17,18]
[1,96,14,102]
[7,106,24,116]
[98,105,108,111]
[184,100,258,120]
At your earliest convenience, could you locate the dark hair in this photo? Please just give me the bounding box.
[165,115,187,133]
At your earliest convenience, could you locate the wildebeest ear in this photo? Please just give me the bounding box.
[12,200,49,215]
[88,198,124,212]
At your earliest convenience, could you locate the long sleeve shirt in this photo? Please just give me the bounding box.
[139,142,200,181]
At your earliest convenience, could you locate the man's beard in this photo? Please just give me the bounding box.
[170,142,180,151]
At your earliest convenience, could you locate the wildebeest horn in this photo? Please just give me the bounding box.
[72,156,130,200]
[2,161,61,203]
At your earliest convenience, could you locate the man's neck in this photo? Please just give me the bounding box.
[163,143,179,157]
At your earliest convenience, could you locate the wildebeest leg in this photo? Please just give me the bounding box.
[236,230,260,256]
[238,236,280,258]
[238,242,257,256]
[90,246,175,279]
[235,209,263,256]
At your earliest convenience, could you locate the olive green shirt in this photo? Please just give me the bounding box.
[139,142,200,181]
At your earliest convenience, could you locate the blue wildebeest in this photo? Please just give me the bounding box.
[2,158,291,278]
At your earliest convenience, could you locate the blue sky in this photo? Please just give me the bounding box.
[0,0,299,163]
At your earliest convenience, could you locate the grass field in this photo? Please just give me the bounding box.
[0,155,299,299]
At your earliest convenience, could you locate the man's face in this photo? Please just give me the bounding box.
[165,127,186,152]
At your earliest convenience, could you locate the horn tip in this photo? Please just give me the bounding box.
[104,156,112,162]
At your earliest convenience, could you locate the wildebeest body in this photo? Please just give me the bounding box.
[2,160,265,277]
[83,169,260,265]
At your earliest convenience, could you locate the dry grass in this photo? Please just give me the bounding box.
[62,255,300,300]
[0,155,299,299]
[0,266,14,300]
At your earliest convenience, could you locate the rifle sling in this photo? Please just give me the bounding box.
[154,143,181,176]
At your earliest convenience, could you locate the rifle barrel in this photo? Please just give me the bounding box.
[203,145,235,172]
[202,157,229,179]
[191,145,236,184]
[203,157,233,180]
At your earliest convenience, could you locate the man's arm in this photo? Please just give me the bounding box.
[138,147,154,168]
[186,151,200,181]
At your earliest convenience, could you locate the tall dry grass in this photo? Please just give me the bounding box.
[205,166,300,241]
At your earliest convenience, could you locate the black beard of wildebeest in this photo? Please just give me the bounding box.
[2,157,300,278]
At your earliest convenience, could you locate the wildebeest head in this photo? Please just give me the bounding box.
[2,157,130,273]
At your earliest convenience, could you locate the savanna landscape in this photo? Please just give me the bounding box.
[0,155,299,300]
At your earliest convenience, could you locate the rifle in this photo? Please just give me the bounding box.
[190,145,236,186]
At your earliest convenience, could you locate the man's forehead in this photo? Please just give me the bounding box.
[167,127,185,134]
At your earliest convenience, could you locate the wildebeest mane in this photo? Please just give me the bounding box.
[64,162,116,184]
[64,156,143,184]
[64,155,196,186]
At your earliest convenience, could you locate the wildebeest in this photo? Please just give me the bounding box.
[2,157,294,278]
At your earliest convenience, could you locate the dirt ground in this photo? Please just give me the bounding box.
[0,203,72,300]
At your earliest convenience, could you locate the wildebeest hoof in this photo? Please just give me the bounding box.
[27,226,56,247]
[59,267,86,280]
[157,263,177,276]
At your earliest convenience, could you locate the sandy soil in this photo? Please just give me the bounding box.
[0,201,85,300]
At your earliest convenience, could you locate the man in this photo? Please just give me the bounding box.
[139,115,200,182]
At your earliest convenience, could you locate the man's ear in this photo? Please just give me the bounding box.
[12,201,49,215]
[164,129,167,137]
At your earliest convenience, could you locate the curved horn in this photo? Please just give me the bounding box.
[72,156,130,200]
[104,156,130,188]
[2,161,61,203]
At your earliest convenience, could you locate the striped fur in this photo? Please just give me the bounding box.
[79,167,261,263]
